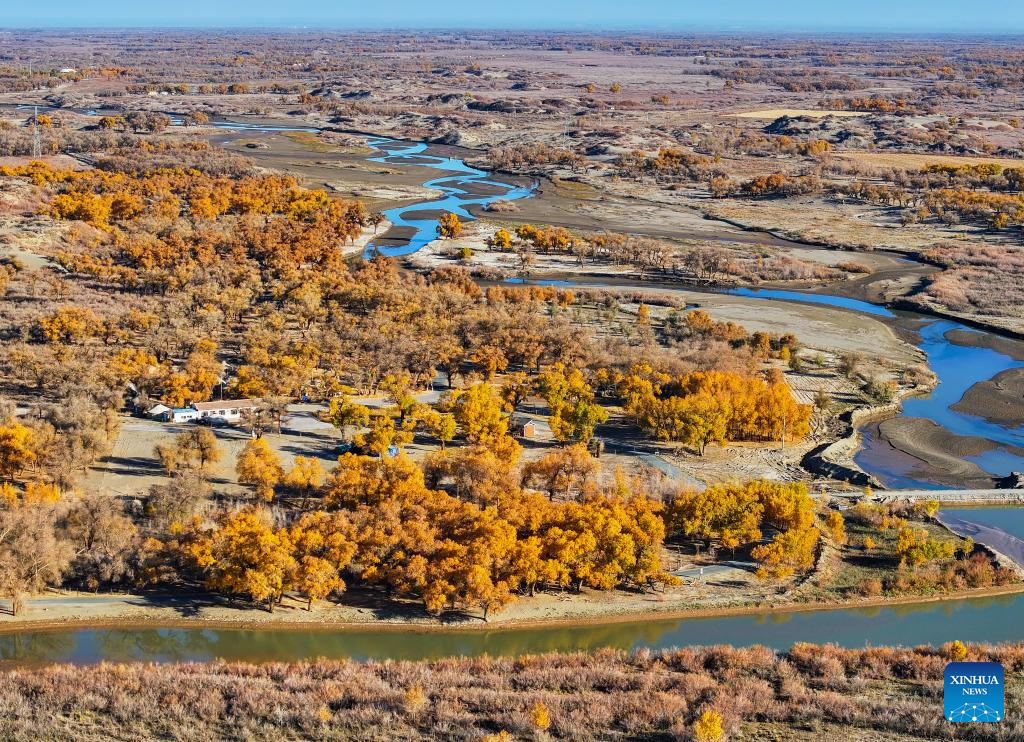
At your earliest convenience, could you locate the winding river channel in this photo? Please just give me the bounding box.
[6,119,1024,663]
[363,138,534,257]
[357,136,1024,489]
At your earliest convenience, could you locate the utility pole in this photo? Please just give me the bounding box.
[32,106,41,158]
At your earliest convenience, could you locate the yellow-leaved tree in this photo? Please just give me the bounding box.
[0,420,37,481]
[284,456,325,504]
[190,508,296,612]
[693,709,724,742]
[450,383,508,443]
[288,511,356,610]
[522,445,599,501]
[538,365,608,443]
[436,211,463,239]
[236,438,284,500]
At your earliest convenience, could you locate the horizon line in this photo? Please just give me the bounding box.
[4,25,1024,36]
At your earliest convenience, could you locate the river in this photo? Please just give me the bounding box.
[940,507,1024,566]
[4,591,1024,665]
[363,137,534,257]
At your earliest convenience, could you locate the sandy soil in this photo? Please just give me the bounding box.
[471,177,811,248]
[953,368,1024,427]
[692,294,918,362]
[1,562,777,630]
[212,130,441,213]
[874,417,1000,488]
[416,236,921,366]
[699,194,989,253]
[4,582,1023,634]
[947,328,1024,361]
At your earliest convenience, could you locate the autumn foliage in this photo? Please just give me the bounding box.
[667,481,819,578]
[620,366,811,453]
[172,449,677,619]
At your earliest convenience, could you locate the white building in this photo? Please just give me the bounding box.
[151,399,259,424]
[147,403,171,419]
[190,399,260,422]
[168,407,201,423]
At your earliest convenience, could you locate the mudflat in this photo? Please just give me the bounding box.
[875,417,1002,488]
[953,367,1024,427]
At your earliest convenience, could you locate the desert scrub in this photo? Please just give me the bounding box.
[0,643,1021,740]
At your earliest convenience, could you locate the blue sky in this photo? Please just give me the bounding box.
[5,0,1024,32]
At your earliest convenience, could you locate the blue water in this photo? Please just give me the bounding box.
[854,320,1024,487]
[305,130,1024,489]
[902,322,1024,449]
[363,137,534,257]
[723,281,1024,485]
[716,288,1024,486]
[943,508,1024,541]
[726,287,896,317]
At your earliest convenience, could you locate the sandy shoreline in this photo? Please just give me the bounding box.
[2,583,1023,637]
[873,417,1003,488]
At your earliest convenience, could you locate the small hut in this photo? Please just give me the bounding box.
[510,414,537,439]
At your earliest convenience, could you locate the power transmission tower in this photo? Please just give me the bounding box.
[32,106,41,158]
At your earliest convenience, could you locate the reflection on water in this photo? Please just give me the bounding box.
[4,592,1024,665]
[363,138,534,257]
[0,631,75,662]
[856,321,1024,487]
[95,627,222,662]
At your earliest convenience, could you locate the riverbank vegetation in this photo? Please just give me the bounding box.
[819,500,1018,599]
[7,31,1024,341]
[1,641,1021,740]
[1,429,839,619]
[478,222,852,285]
[0,137,1009,625]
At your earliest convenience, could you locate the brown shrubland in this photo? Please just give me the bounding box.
[0,642,1020,740]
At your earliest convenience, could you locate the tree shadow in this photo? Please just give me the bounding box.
[845,553,893,569]
[91,455,164,477]
[279,443,342,461]
[339,588,483,624]
[279,429,341,444]
[128,592,235,618]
